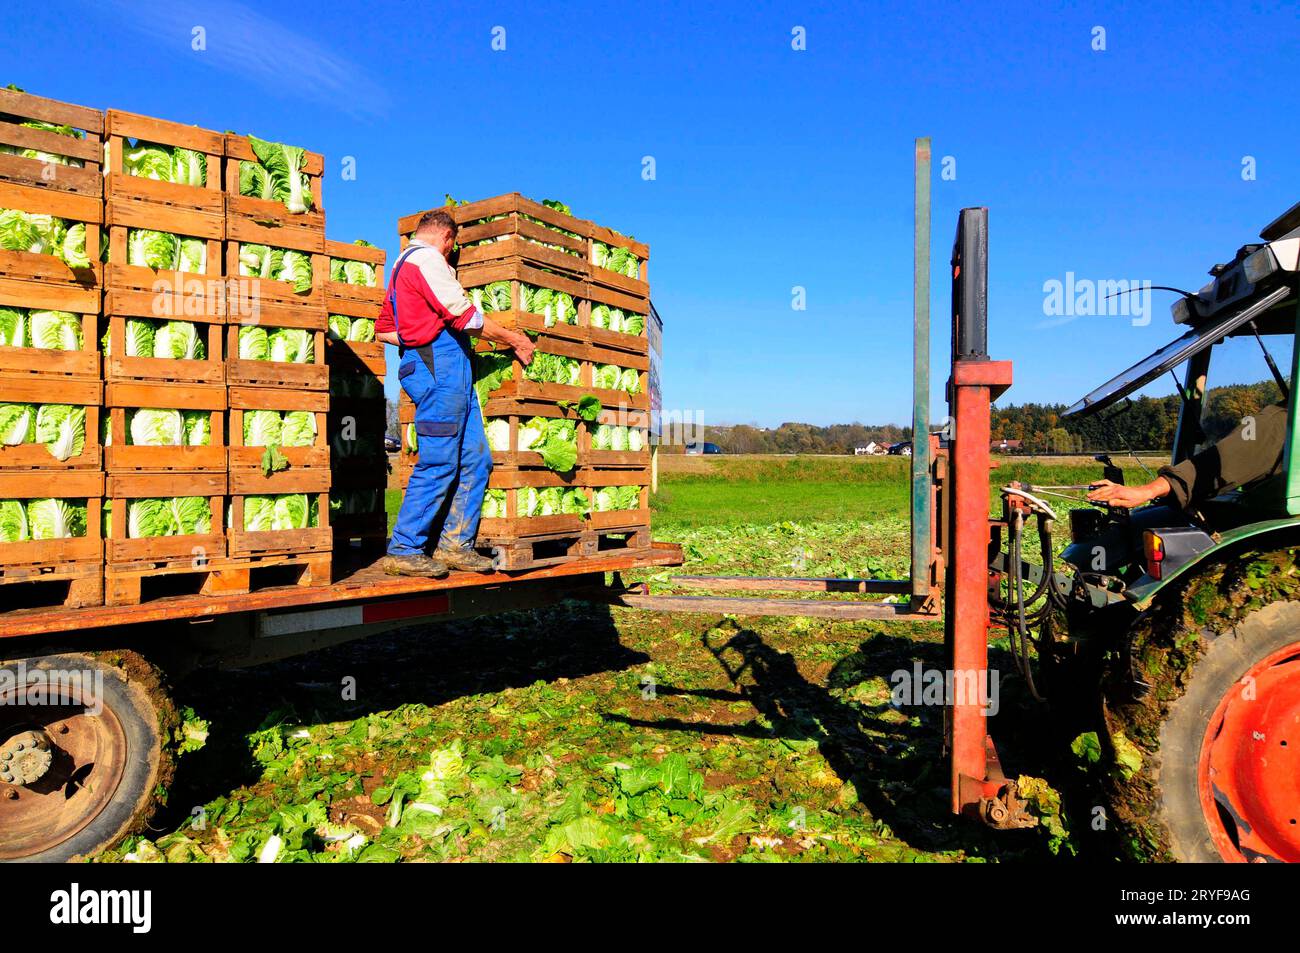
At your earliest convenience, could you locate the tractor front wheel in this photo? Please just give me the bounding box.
[1108,597,1300,862]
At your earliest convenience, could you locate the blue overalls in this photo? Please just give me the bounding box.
[387,248,493,557]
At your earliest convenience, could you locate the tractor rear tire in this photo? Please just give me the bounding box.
[0,651,178,863]
[1104,595,1300,862]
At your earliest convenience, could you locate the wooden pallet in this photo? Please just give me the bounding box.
[482,523,652,571]
[104,380,227,472]
[0,181,102,293]
[324,238,386,309]
[104,550,330,606]
[0,561,103,611]
[0,470,103,579]
[104,470,226,566]
[0,87,103,197]
[228,386,330,470]
[0,293,99,380]
[0,374,102,469]
[223,134,325,253]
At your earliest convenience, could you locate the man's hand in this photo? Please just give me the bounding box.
[511,331,535,366]
[1086,477,1170,509]
[478,315,534,365]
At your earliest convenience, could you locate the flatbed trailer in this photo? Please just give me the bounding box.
[0,544,684,657]
[0,544,682,861]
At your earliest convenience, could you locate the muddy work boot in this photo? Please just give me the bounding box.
[382,553,449,578]
[433,545,496,573]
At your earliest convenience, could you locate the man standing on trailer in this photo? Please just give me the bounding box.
[376,209,535,577]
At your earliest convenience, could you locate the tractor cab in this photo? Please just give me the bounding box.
[1059,200,1300,596]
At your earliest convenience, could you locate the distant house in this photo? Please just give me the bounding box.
[991,439,1022,453]
[855,442,886,456]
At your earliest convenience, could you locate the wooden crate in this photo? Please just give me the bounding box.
[104,380,226,472]
[479,397,575,469]
[0,374,101,469]
[475,338,650,410]
[458,258,586,312]
[227,477,332,558]
[223,241,326,328]
[0,180,101,293]
[329,400,388,465]
[326,335,385,382]
[104,470,226,568]
[328,474,388,552]
[478,467,650,539]
[225,311,327,390]
[588,222,649,298]
[0,286,99,379]
[102,313,224,385]
[0,87,103,197]
[399,192,592,242]
[223,134,325,253]
[0,470,103,575]
[583,279,651,354]
[228,386,330,470]
[324,238,386,310]
[579,404,651,468]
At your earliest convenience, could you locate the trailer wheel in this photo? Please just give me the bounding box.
[1105,596,1300,862]
[0,651,177,863]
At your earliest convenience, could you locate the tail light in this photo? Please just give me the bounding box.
[1143,531,1165,580]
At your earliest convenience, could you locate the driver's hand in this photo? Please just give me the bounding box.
[1086,479,1153,509]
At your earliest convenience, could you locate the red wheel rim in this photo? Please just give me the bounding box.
[1199,641,1300,862]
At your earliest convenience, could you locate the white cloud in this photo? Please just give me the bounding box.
[110,0,389,119]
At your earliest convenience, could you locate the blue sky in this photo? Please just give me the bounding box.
[4,0,1296,428]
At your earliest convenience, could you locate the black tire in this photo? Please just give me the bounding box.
[0,651,177,863]
[1104,584,1300,862]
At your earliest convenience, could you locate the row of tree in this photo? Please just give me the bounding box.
[384,379,1284,456]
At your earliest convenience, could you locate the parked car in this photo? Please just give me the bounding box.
[888,441,912,456]
[384,435,400,452]
[685,442,723,455]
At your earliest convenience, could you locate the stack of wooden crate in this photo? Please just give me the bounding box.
[0,88,105,609]
[394,193,652,569]
[100,110,228,605]
[324,238,388,553]
[221,134,331,584]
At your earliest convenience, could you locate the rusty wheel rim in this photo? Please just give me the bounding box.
[1199,641,1300,863]
[0,679,129,861]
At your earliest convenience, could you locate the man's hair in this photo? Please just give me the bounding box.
[416,208,458,237]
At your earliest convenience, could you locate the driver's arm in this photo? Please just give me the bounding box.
[1088,402,1288,510]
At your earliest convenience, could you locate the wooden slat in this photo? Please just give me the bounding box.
[670,575,914,594]
[0,88,102,135]
[613,593,936,621]
[0,180,101,223]
[105,110,223,155]
[0,119,100,163]
[105,380,225,410]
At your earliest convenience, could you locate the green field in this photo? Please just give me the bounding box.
[113,455,1111,863]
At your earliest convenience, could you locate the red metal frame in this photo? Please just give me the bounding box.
[947,358,1012,817]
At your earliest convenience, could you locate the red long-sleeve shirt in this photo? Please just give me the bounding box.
[375,239,483,346]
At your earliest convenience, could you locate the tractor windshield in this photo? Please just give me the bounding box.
[1063,286,1293,418]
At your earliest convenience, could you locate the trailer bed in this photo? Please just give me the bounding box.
[0,543,683,641]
